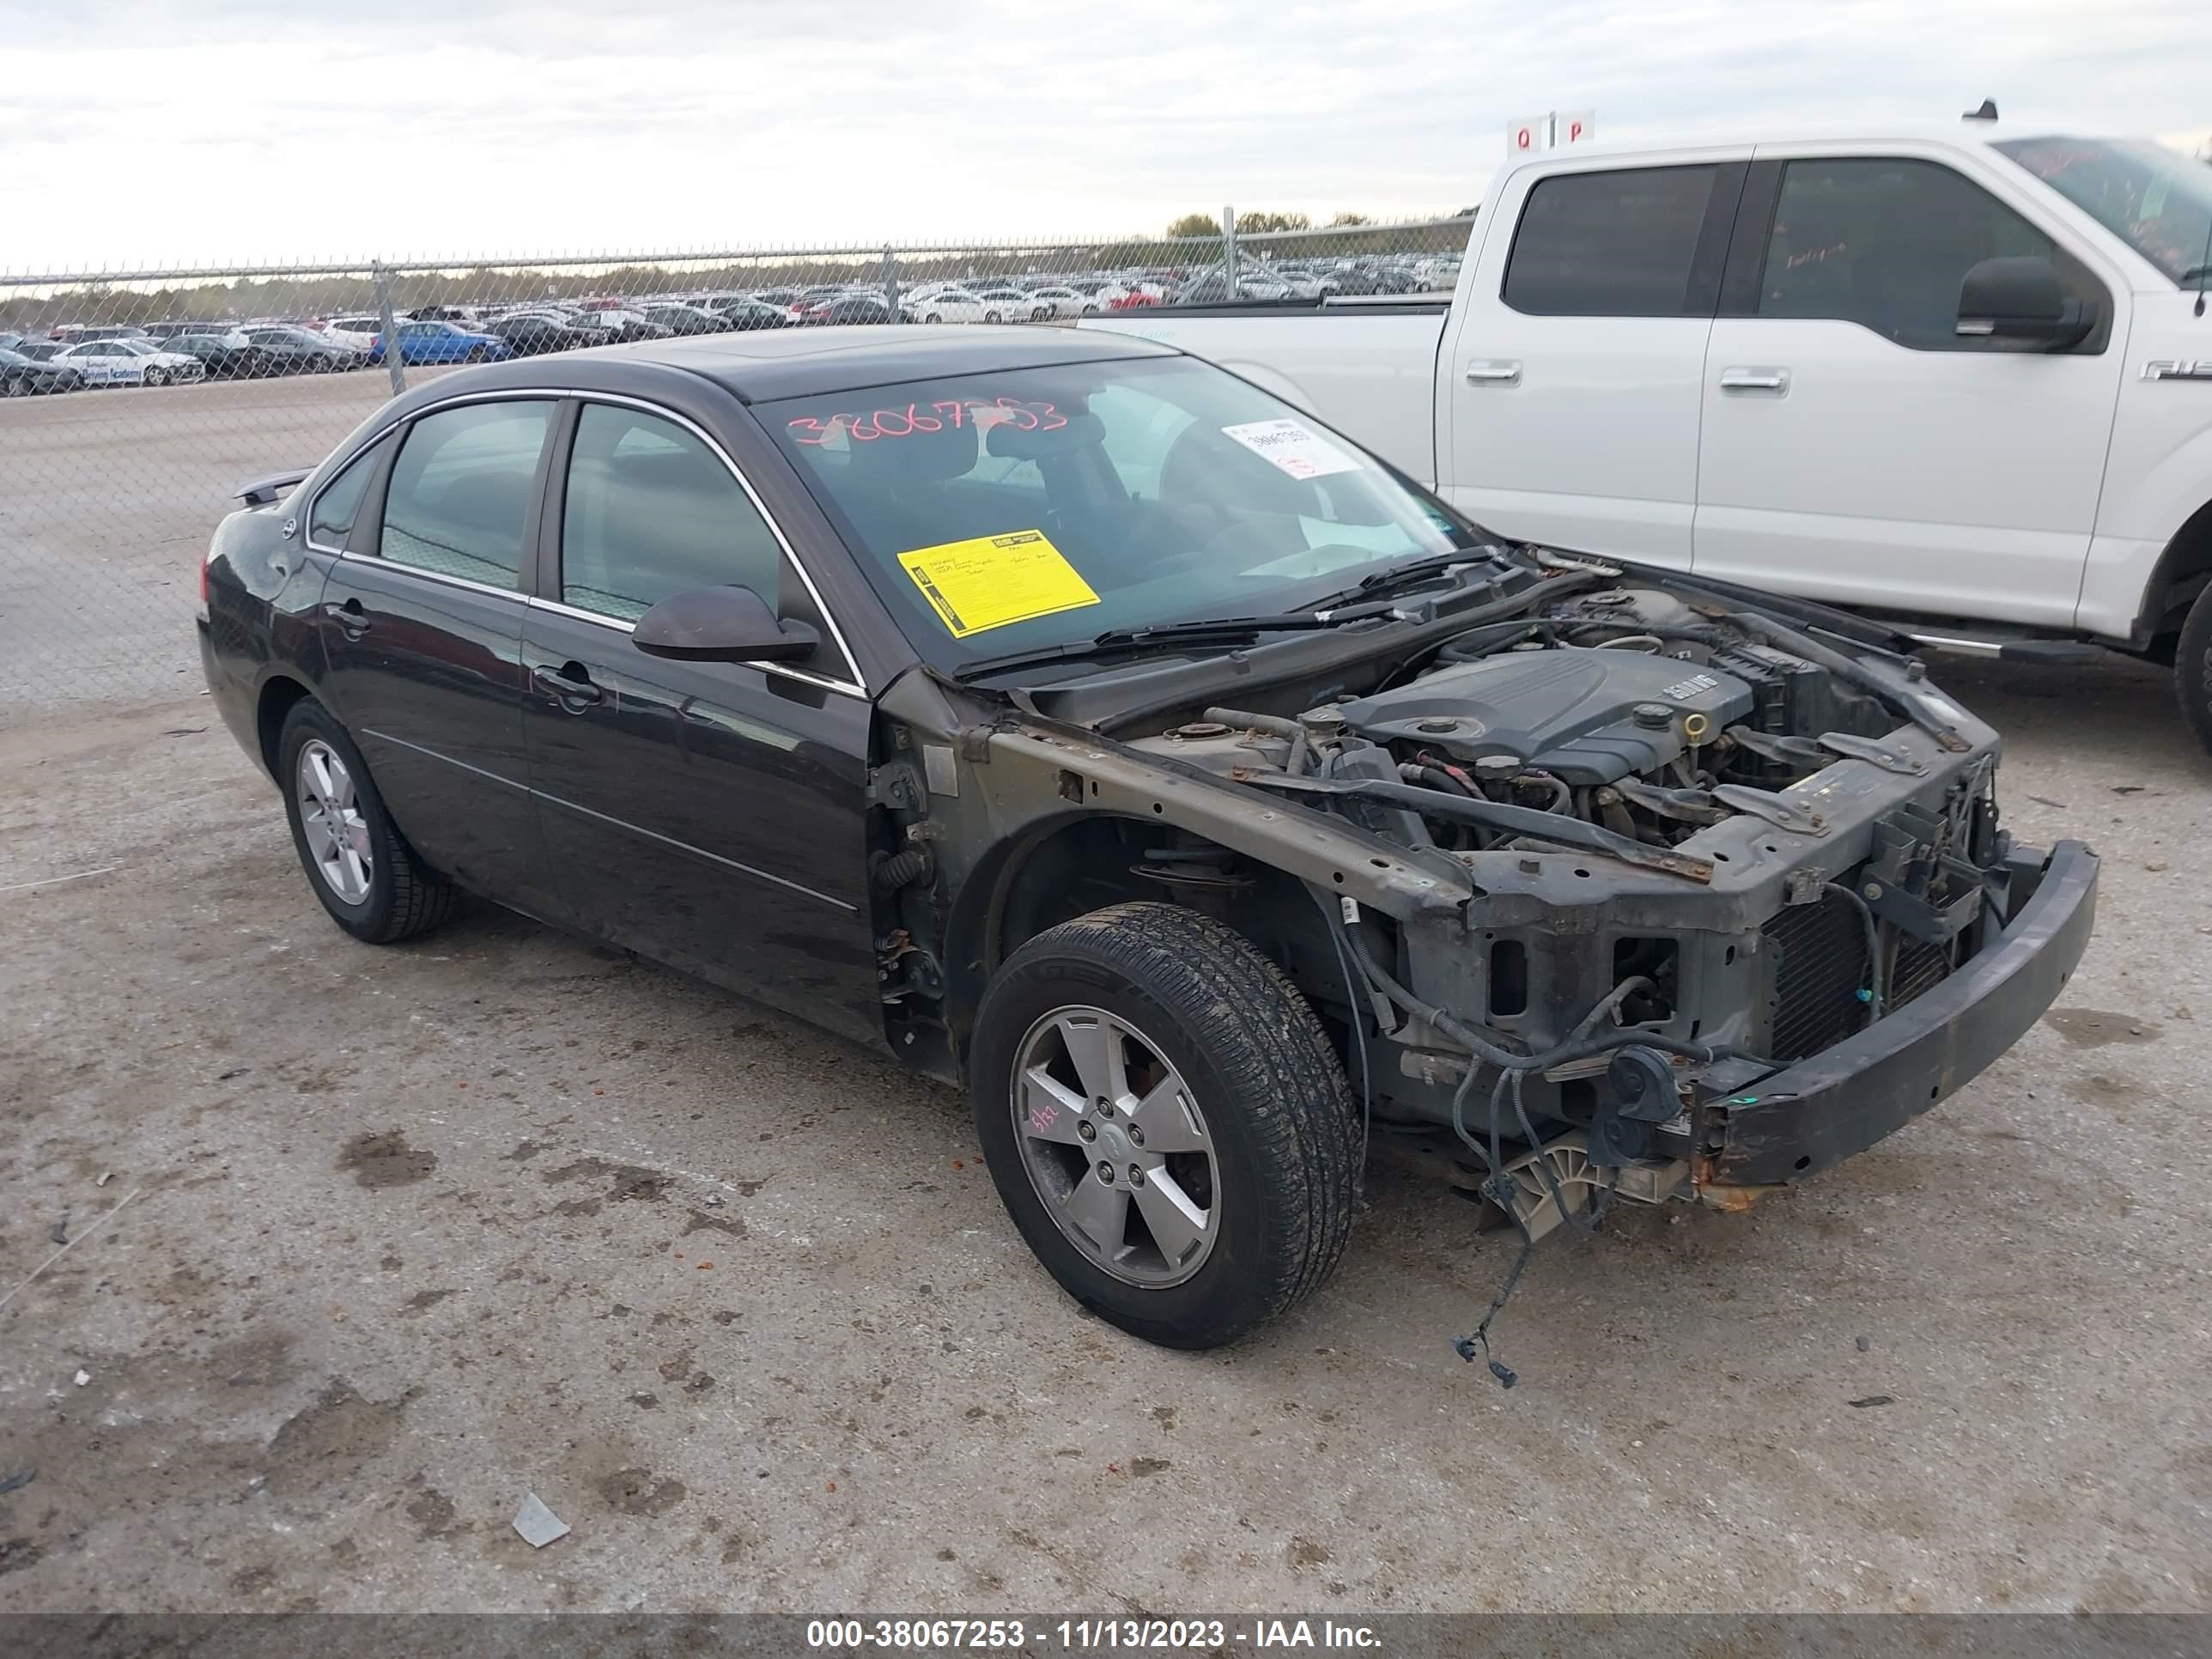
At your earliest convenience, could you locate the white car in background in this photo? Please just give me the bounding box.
[1021,283,1094,319]
[320,316,382,354]
[51,337,207,387]
[901,286,1011,325]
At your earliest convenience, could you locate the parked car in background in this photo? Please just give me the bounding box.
[591,307,675,344]
[49,324,150,344]
[321,317,383,355]
[1022,284,1095,319]
[801,295,899,326]
[48,338,206,387]
[143,320,227,341]
[167,331,274,380]
[483,312,603,356]
[641,303,726,337]
[902,286,1006,324]
[242,326,359,374]
[0,346,85,395]
[373,319,512,367]
[710,298,798,331]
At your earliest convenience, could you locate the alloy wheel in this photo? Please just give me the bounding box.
[1010,1006,1219,1287]
[295,738,374,904]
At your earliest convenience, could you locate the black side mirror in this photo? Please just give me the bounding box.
[1957,256,2095,349]
[632,584,819,665]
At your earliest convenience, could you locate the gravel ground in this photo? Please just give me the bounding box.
[1,651,2207,1617]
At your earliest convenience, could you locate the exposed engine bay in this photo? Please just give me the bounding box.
[1102,582,2014,1231]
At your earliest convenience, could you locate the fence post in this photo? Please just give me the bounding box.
[372,260,406,396]
[1221,204,1237,300]
[881,245,899,318]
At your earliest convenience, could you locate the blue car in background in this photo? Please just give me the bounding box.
[369,319,512,366]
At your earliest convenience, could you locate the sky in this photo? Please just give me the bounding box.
[2,0,2208,272]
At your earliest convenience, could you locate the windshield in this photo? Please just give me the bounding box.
[1998,136,2212,283]
[763,355,1475,671]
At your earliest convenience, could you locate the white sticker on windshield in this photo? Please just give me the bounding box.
[1220,418,1362,480]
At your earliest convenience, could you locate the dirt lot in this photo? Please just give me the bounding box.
[1,651,2207,1618]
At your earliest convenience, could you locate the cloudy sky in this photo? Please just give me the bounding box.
[2,0,2207,270]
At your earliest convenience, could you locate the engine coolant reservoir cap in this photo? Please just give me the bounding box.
[1632,702,1674,730]
[1417,717,1459,734]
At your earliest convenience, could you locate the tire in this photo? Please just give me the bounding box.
[143,368,167,388]
[464,344,487,363]
[925,312,942,325]
[984,310,1002,324]
[969,902,1361,1349]
[2,376,24,398]
[277,701,458,945]
[1081,304,1098,315]
[2175,584,2212,757]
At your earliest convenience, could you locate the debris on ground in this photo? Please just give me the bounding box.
[50,1213,69,1245]
[512,1492,571,1548]
[0,1469,35,1497]
[95,1172,112,1188]
[72,1370,91,1388]
[1855,1334,1872,1352]
[1848,1394,1895,1408]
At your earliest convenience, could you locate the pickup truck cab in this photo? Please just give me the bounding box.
[1085,124,2212,753]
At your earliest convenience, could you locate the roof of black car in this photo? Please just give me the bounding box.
[583,324,1182,403]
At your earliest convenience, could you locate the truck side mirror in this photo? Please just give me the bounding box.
[1956,257,2095,349]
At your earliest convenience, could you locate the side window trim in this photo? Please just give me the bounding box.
[302,433,392,556]
[544,393,866,698]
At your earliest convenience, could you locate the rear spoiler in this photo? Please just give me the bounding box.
[235,469,311,507]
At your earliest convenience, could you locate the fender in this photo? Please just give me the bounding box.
[2086,419,2212,641]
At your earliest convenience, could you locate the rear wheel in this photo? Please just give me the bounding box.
[143,367,167,387]
[465,344,488,363]
[969,902,1361,1349]
[984,309,1003,324]
[277,701,458,944]
[3,376,25,398]
[2175,585,2212,757]
[925,312,942,325]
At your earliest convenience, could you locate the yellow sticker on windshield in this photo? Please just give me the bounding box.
[896,529,1101,639]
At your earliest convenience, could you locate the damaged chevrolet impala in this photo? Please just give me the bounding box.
[199,327,2098,1353]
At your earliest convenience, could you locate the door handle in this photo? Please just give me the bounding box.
[1464,359,1522,385]
[1718,367,1790,394]
[332,597,370,639]
[532,662,605,709]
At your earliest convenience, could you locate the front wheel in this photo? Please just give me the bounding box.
[984,309,1002,324]
[969,902,1361,1349]
[464,344,488,363]
[143,368,167,387]
[278,701,458,944]
[2175,585,2212,757]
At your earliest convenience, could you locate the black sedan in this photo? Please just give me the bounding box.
[799,295,898,326]
[195,329,2094,1352]
[482,312,602,356]
[641,302,727,337]
[241,326,356,374]
[167,331,274,380]
[0,345,84,395]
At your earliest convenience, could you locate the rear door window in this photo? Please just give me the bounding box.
[1503,164,1728,316]
[379,401,554,588]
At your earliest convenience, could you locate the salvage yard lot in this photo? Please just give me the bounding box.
[1,655,2206,1614]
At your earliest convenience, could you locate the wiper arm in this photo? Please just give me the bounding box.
[1308,551,1498,614]
[951,612,1357,683]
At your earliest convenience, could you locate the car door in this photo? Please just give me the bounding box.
[518,396,883,1042]
[311,396,562,908]
[1692,147,2127,625]
[70,343,121,386]
[1436,152,1747,569]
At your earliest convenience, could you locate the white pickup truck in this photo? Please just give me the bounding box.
[1085,123,2212,754]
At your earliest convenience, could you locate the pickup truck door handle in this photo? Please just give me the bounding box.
[1718,367,1790,394]
[532,662,605,709]
[1464,359,1522,385]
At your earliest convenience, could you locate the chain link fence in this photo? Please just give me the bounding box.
[0,215,1472,715]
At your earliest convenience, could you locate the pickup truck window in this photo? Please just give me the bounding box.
[1997,136,2212,286]
[1757,157,2096,352]
[1503,164,1726,317]
[764,356,1471,667]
